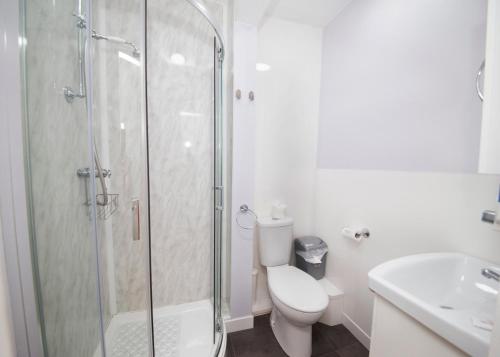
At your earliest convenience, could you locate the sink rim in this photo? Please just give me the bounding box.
[368,252,499,357]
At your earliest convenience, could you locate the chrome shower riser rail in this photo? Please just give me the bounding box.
[64,14,141,103]
[64,12,87,103]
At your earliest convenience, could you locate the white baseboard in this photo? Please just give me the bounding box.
[252,298,272,316]
[342,312,371,350]
[224,315,254,333]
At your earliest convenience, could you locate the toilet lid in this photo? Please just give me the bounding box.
[267,266,328,313]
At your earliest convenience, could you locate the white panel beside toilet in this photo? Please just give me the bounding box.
[318,278,344,326]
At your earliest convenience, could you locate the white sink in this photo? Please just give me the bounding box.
[369,253,499,356]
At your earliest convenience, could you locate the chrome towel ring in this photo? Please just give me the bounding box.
[236,204,257,230]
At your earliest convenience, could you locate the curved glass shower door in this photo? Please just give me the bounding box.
[21,0,117,355]
[22,0,153,355]
[91,0,153,356]
[21,0,225,355]
[146,0,225,355]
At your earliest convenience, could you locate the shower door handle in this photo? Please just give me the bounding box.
[132,199,140,241]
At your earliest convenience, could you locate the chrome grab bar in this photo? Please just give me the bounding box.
[476,60,485,102]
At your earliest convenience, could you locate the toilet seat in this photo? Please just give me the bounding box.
[267,265,328,313]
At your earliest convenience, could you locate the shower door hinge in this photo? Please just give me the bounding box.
[217,47,224,62]
[216,319,223,333]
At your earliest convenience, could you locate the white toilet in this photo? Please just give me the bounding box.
[258,217,329,357]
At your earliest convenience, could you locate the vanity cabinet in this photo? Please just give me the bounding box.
[370,296,468,357]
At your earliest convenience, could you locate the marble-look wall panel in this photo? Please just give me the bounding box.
[25,0,104,356]
[147,0,223,307]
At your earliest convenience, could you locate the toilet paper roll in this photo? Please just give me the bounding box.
[271,202,287,220]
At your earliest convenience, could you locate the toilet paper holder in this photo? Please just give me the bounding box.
[342,227,370,241]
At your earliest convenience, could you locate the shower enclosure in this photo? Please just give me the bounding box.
[20,0,227,356]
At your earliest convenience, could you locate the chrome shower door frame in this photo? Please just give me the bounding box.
[0,0,52,356]
[213,36,225,354]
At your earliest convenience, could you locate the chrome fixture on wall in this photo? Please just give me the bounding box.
[65,4,132,219]
[235,89,255,101]
[481,209,496,224]
[92,30,140,58]
[64,9,141,103]
[236,204,258,230]
[77,167,111,178]
[481,268,500,282]
[63,11,87,103]
[477,60,485,102]
[77,144,118,220]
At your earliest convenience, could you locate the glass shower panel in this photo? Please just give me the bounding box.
[147,0,224,355]
[91,0,153,356]
[22,0,105,356]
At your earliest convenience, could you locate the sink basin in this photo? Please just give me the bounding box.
[369,253,499,356]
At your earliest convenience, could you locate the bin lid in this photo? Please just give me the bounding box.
[294,236,327,251]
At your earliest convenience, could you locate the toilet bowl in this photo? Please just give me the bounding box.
[258,217,328,357]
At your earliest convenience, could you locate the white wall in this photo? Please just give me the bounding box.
[490,295,500,357]
[480,0,500,173]
[237,2,500,352]
[317,0,486,173]
[484,1,500,355]
[313,169,500,343]
[253,18,323,312]
[311,0,500,346]
[255,18,322,235]
[230,21,258,323]
[0,219,16,357]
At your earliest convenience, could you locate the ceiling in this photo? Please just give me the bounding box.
[234,0,353,28]
[233,0,276,27]
[271,0,353,27]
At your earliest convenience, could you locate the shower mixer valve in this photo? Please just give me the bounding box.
[77,167,111,178]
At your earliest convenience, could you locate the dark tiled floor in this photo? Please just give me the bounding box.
[226,314,369,357]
